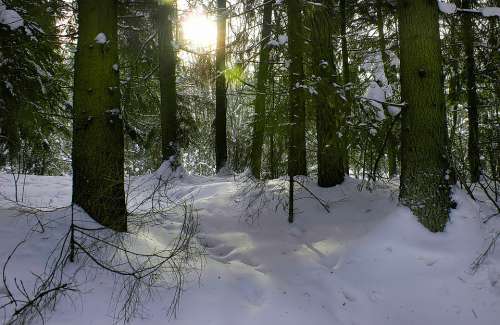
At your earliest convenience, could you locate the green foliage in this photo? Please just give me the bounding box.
[0,0,71,175]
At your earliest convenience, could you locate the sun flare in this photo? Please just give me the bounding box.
[181,12,217,50]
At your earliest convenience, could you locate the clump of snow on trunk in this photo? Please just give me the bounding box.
[94,32,107,44]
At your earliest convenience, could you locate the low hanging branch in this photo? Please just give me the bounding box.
[1,173,203,324]
[471,231,500,273]
[294,179,331,213]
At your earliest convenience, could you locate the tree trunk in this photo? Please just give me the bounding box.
[286,0,307,177]
[398,0,450,232]
[158,1,179,162]
[447,5,461,185]
[376,0,398,178]
[73,0,126,232]
[462,0,480,182]
[250,0,273,179]
[486,0,500,191]
[311,0,345,187]
[0,88,19,164]
[215,0,228,172]
[340,0,351,174]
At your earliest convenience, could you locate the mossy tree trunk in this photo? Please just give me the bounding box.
[158,1,179,162]
[398,0,450,232]
[311,0,345,187]
[340,0,351,174]
[488,0,500,184]
[73,0,126,232]
[250,0,273,179]
[215,0,228,172]
[286,0,307,177]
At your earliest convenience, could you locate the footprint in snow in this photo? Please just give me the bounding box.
[210,248,260,268]
[197,234,223,249]
[368,290,382,303]
[342,290,356,302]
[237,277,264,305]
[417,256,439,266]
[288,225,305,238]
[488,267,500,289]
[208,245,235,258]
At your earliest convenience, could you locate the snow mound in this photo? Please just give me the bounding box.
[0,174,499,324]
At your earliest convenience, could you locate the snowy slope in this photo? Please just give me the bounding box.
[0,172,499,324]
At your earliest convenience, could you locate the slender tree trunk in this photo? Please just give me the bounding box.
[286,0,307,177]
[376,0,398,178]
[0,88,19,164]
[73,0,126,232]
[215,0,228,172]
[158,1,179,162]
[250,0,273,178]
[487,0,500,191]
[268,70,278,179]
[462,0,480,182]
[398,0,450,232]
[269,132,276,178]
[448,8,461,185]
[340,0,351,174]
[311,0,344,187]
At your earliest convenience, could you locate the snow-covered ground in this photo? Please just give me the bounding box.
[0,170,499,324]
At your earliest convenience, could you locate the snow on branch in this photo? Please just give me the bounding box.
[437,1,500,17]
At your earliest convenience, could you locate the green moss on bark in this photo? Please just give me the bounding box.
[73,0,126,232]
[398,0,450,232]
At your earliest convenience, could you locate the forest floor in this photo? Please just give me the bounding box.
[0,167,499,324]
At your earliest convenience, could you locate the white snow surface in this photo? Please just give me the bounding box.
[0,1,23,31]
[268,34,288,48]
[365,81,386,121]
[0,170,499,325]
[387,105,401,117]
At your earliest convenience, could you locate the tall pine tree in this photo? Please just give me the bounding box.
[398,0,450,232]
[215,0,228,172]
[73,0,126,231]
[286,0,307,177]
[311,0,345,187]
[158,0,179,162]
[250,0,273,179]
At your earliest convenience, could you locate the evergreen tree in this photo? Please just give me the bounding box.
[72,0,126,232]
[286,0,307,177]
[339,0,352,174]
[462,0,481,182]
[398,0,451,232]
[311,0,345,187]
[0,0,70,174]
[158,0,179,162]
[375,0,398,178]
[215,0,228,172]
[250,0,273,179]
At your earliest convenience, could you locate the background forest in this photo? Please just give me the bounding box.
[0,0,499,214]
